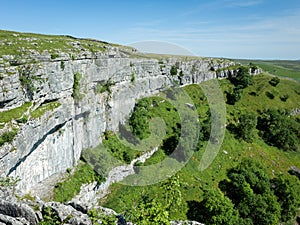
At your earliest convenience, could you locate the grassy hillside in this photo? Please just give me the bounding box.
[235,59,300,82]
[101,73,300,224]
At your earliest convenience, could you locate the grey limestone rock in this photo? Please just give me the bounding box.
[0,46,247,193]
[0,199,38,225]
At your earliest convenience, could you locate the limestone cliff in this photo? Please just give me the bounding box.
[0,31,240,192]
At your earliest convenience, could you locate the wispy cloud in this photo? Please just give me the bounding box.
[126,8,300,59]
[225,0,264,7]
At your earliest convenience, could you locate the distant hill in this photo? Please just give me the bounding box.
[234,59,300,82]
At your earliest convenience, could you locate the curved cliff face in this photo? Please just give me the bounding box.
[0,44,235,192]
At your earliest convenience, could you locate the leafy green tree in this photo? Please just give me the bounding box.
[220,160,281,225]
[226,87,243,105]
[129,98,151,139]
[271,174,300,222]
[236,112,257,142]
[257,109,300,151]
[187,188,240,225]
[230,66,253,88]
[269,77,280,86]
[170,65,178,76]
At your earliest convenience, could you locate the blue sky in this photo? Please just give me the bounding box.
[1,0,300,59]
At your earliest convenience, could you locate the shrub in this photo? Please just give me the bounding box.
[72,72,83,101]
[226,87,243,105]
[269,77,280,86]
[170,65,178,76]
[280,94,289,102]
[131,72,135,83]
[236,112,257,142]
[265,91,275,99]
[257,109,300,151]
[50,53,59,59]
[60,61,65,70]
[0,129,19,146]
[229,66,253,88]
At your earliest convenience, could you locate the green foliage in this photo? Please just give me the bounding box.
[72,72,83,101]
[0,128,19,146]
[269,77,280,86]
[257,109,300,151]
[16,115,28,123]
[19,65,37,98]
[103,74,300,223]
[272,174,300,222]
[129,98,152,139]
[53,161,103,202]
[265,91,275,99]
[87,208,117,225]
[226,87,243,105]
[236,112,257,142]
[131,72,136,83]
[230,66,253,88]
[187,189,239,225]
[133,198,170,225]
[0,30,107,58]
[51,53,59,59]
[60,61,65,70]
[94,79,114,94]
[170,65,178,76]
[0,102,32,123]
[102,131,140,164]
[39,207,61,225]
[280,94,289,102]
[30,101,61,119]
[129,176,184,225]
[0,176,20,187]
[220,160,281,225]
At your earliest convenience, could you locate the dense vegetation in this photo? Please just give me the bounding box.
[53,161,104,202]
[100,69,300,224]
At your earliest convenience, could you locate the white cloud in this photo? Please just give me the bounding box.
[125,9,300,59]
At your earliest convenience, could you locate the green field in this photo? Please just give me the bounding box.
[235,59,300,82]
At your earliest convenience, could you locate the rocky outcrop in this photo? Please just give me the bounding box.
[0,40,246,193]
[0,186,205,225]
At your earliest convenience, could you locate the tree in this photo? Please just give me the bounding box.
[220,160,281,225]
[226,87,243,105]
[236,112,257,142]
[230,66,253,88]
[170,65,178,76]
[257,109,300,151]
[271,174,300,222]
[269,77,280,87]
[187,188,240,225]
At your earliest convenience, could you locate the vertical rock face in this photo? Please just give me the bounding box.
[0,46,237,192]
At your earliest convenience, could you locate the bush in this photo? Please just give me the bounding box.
[226,87,243,105]
[60,61,65,70]
[131,72,135,83]
[269,77,280,86]
[229,66,253,88]
[265,91,275,99]
[53,162,103,202]
[0,129,19,146]
[257,109,300,151]
[271,174,300,222]
[170,65,178,76]
[72,72,83,101]
[236,112,257,142]
[280,94,289,102]
[50,53,59,59]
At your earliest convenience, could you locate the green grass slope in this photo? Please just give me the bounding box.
[235,59,300,82]
[101,73,300,223]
